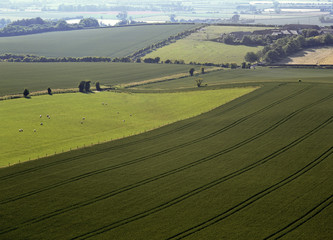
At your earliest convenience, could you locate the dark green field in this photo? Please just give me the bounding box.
[0,71,332,239]
[0,24,194,58]
[0,62,199,96]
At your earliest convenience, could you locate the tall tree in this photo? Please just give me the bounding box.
[23,89,29,98]
[189,68,195,76]
[78,81,85,92]
[84,81,91,92]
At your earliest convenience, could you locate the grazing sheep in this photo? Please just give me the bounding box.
[81,121,83,124]
[82,117,85,120]
[47,115,49,118]
[102,102,104,105]
[40,122,43,126]
[39,115,42,118]
[33,129,36,132]
[19,129,23,132]
[123,120,125,122]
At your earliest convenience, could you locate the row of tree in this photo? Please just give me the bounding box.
[0,17,99,37]
[245,32,333,63]
[220,28,322,47]
[127,25,203,60]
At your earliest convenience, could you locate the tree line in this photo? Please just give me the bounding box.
[245,31,333,64]
[0,17,99,37]
[127,25,205,61]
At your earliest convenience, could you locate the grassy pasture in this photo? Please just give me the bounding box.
[144,25,270,64]
[0,62,202,96]
[0,81,332,239]
[0,24,195,57]
[0,87,255,166]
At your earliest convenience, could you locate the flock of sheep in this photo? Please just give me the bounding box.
[18,114,52,132]
[18,102,133,133]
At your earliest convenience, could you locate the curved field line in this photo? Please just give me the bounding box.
[263,194,333,240]
[0,84,281,181]
[69,133,333,239]
[165,147,333,240]
[0,100,330,236]
[0,85,317,205]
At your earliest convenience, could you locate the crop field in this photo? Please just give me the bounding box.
[279,46,333,65]
[0,62,201,97]
[0,72,332,239]
[144,25,270,64]
[0,24,195,58]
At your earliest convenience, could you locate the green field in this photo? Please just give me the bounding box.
[145,25,270,64]
[135,67,333,90]
[0,24,195,58]
[0,62,202,96]
[0,68,332,239]
[0,87,254,166]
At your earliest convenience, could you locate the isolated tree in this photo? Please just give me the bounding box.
[96,82,101,91]
[47,87,52,95]
[84,81,91,92]
[189,68,195,76]
[244,52,258,63]
[196,78,204,87]
[78,81,85,92]
[23,88,29,98]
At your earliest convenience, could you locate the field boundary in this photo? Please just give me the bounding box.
[117,67,222,89]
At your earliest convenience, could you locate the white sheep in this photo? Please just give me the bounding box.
[19,129,23,132]
[33,129,36,132]
[39,115,42,118]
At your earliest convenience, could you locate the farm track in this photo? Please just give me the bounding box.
[165,147,333,240]
[1,95,331,236]
[0,84,280,181]
[0,85,316,205]
[263,194,333,239]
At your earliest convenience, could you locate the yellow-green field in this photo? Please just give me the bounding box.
[0,87,255,167]
[145,25,271,64]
